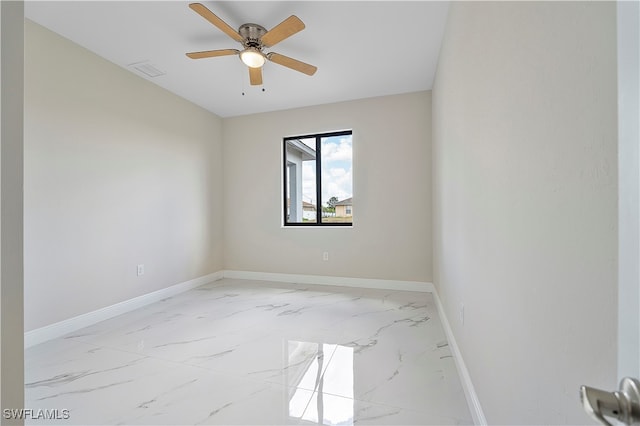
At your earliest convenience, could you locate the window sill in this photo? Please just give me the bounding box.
[281,225,354,229]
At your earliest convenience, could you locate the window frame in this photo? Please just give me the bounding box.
[282,129,353,227]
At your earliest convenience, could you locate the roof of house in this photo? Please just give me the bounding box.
[335,197,352,206]
[286,139,316,161]
[286,199,317,210]
[302,201,317,210]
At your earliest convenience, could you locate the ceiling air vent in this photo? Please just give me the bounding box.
[128,61,166,78]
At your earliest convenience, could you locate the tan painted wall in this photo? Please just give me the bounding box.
[1,1,25,417]
[24,21,224,331]
[223,92,431,283]
[432,2,617,423]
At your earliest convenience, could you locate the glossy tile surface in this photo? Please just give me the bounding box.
[25,279,472,425]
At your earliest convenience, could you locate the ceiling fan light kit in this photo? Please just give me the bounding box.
[186,3,317,86]
[240,47,266,68]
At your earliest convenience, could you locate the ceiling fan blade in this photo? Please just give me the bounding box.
[249,67,263,86]
[189,3,244,43]
[186,49,239,59]
[268,53,317,76]
[261,15,305,47]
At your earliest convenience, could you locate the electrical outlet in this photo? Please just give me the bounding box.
[137,264,144,276]
[322,251,329,261]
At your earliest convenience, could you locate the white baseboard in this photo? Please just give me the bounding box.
[223,270,433,293]
[431,287,487,425]
[24,271,224,348]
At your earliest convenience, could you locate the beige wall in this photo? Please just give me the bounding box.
[24,21,224,331]
[223,92,431,283]
[1,1,25,418]
[432,2,617,424]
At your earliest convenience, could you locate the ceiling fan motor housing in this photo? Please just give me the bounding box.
[239,23,267,49]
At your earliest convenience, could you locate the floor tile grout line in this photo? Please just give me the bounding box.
[298,342,343,420]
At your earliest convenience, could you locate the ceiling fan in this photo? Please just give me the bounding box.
[185,3,318,86]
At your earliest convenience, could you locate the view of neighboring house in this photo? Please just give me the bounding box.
[335,197,353,217]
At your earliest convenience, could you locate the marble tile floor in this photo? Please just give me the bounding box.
[25,278,473,425]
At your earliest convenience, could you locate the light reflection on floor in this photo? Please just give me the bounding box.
[288,342,354,425]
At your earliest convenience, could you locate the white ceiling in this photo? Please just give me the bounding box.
[25,1,449,118]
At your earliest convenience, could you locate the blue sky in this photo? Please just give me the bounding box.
[302,135,352,206]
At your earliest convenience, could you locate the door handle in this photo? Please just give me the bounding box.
[580,377,640,425]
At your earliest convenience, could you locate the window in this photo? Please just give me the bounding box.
[283,130,353,226]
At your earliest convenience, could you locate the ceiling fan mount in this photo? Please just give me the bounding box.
[185,3,318,86]
[238,23,267,48]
